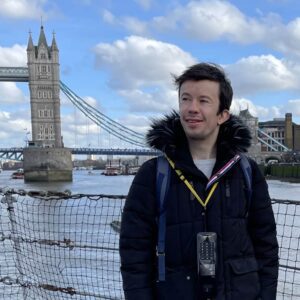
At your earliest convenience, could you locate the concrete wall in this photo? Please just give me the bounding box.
[23,147,72,182]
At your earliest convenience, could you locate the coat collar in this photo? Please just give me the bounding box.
[146,111,252,176]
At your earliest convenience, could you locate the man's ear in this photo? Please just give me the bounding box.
[218,109,230,125]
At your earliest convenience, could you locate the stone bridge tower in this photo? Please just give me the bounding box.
[23,26,72,182]
[239,108,262,163]
[27,26,62,147]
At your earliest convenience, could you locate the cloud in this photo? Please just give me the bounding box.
[231,97,282,120]
[153,0,265,44]
[117,114,150,134]
[267,17,300,57]
[82,96,99,108]
[93,34,300,116]
[93,35,196,90]
[93,36,195,113]
[231,97,300,123]
[106,0,300,58]
[0,0,48,20]
[0,45,27,67]
[118,88,178,113]
[0,109,31,147]
[225,55,299,96]
[102,10,148,35]
[0,82,27,104]
[285,99,300,116]
[121,17,148,35]
[134,0,153,10]
[102,9,115,24]
[0,44,28,119]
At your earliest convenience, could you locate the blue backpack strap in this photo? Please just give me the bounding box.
[239,154,252,212]
[156,155,171,282]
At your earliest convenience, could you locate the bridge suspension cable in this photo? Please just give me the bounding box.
[257,128,290,152]
[60,81,146,147]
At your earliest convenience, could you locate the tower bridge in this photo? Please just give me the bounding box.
[0,26,294,169]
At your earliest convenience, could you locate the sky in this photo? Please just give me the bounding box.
[0,0,300,149]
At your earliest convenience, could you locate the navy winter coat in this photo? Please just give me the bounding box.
[120,113,279,300]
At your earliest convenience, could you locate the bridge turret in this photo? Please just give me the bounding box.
[51,33,59,52]
[27,32,34,51]
[38,25,48,49]
[27,32,35,62]
[50,32,59,75]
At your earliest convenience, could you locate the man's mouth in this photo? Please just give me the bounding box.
[186,119,203,123]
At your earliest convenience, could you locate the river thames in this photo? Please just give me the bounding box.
[1,169,300,200]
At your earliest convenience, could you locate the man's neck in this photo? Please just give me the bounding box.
[188,139,217,160]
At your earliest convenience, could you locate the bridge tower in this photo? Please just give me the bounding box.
[239,108,262,162]
[23,26,72,182]
[27,26,62,147]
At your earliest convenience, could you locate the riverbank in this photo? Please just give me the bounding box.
[260,163,300,183]
[266,175,300,184]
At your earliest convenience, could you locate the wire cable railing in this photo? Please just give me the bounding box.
[0,188,299,299]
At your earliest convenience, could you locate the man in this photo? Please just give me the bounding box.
[120,63,278,300]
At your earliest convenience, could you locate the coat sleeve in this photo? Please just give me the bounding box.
[119,159,158,300]
[248,161,279,300]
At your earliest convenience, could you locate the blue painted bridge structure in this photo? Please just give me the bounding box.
[0,147,160,161]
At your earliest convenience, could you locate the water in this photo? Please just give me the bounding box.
[1,170,300,201]
[0,170,134,195]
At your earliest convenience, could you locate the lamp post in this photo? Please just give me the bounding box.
[23,128,30,147]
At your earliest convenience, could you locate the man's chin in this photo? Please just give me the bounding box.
[186,133,206,141]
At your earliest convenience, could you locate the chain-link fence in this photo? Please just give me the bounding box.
[0,188,299,299]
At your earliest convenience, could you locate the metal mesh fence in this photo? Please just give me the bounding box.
[272,199,300,299]
[0,188,299,299]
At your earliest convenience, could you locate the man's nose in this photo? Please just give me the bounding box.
[188,99,199,112]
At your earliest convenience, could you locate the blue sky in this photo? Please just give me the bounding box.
[0,0,300,148]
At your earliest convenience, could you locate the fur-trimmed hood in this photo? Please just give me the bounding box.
[146,111,252,160]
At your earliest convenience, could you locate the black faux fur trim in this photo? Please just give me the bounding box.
[146,111,251,155]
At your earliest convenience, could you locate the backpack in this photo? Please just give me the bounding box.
[155,154,252,281]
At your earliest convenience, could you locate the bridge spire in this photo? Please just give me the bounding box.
[27,31,34,51]
[38,24,48,48]
[51,31,58,51]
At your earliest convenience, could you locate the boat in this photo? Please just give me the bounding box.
[11,168,24,179]
[102,162,140,176]
[102,165,122,176]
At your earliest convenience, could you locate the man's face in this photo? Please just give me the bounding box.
[179,80,229,144]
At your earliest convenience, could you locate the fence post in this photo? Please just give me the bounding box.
[2,193,27,299]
